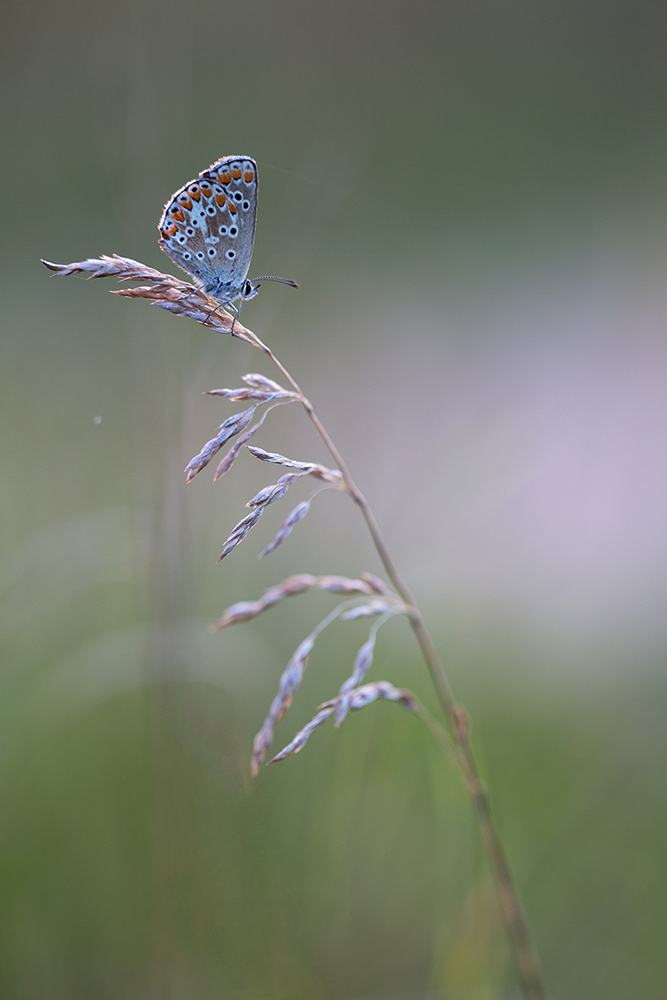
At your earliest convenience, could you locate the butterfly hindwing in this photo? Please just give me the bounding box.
[158,155,258,303]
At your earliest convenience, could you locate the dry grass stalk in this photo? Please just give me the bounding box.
[43,254,550,1000]
[41,255,255,343]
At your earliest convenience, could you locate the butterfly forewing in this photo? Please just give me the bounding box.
[158,155,258,304]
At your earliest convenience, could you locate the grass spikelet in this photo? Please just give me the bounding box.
[241,373,285,392]
[246,446,344,485]
[251,633,317,774]
[340,600,398,620]
[269,682,419,765]
[259,499,312,557]
[218,508,264,561]
[246,473,307,509]
[185,405,259,482]
[213,408,279,480]
[211,574,390,630]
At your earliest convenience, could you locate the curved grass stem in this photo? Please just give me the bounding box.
[43,254,549,998]
[245,326,549,1000]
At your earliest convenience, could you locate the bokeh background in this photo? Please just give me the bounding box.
[2,1,667,997]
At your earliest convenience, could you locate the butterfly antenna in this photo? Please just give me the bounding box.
[252,275,299,289]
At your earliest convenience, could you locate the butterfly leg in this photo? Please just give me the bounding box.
[202,302,223,326]
[229,300,243,338]
[202,299,237,332]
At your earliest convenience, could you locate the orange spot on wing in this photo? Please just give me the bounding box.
[215,193,226,207]
[231,168,242,179]
[219,171,231,184]
[244,171,254,183]
[179,196,192,209]
[163,223,178,236]
[201,186,212,197]
[171,209,185,222]
[190,187,201,201]
[228,203,238,214]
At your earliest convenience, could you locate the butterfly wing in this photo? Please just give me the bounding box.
[158,155,258,303]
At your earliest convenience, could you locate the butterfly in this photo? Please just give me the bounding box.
[158,155,297,329]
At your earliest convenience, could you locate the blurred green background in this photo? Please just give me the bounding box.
[2,1,667,997]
